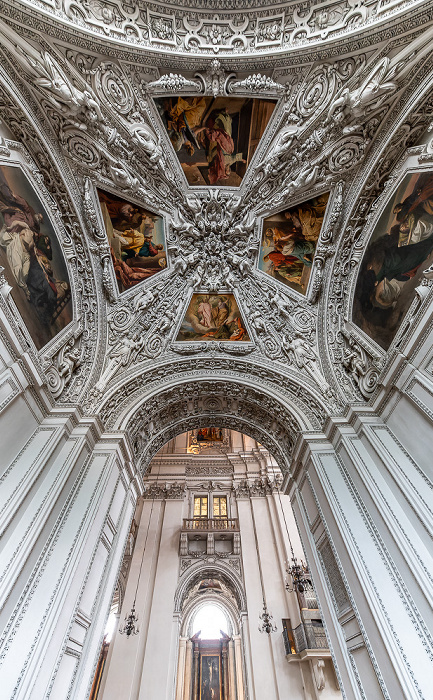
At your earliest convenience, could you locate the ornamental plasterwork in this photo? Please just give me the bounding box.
[4,0,427,58]
[1,6,433,456]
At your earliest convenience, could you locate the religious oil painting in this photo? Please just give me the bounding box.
[155,96,276,187]
[176,294,250,342]
[0,164,72,350]
[259,193,330,294]
[353,171,433,350]
[97,189,166,293]
[201,655,221,700]
[196,427,224,443]
[198,579,223,592]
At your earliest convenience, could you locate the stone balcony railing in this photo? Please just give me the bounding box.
[180,519,241,556]
[181,518,240,532]
[283,622,329,656]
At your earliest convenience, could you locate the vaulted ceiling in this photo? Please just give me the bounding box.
[1,0,433,473]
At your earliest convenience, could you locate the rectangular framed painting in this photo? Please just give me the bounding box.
[196,427,224,443]
[259,193,330,294]
[154,96,276,187]
[353,170,433,350]
[0,164,72,350]
[200,655,221,700]
[175,293,250,342]
[97,188,166,293]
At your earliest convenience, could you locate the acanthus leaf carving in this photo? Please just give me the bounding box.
[145,73,202,95]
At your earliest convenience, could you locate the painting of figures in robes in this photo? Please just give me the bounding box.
[176,294,250,342]
[154,96,276,187]
[201,656,221,700]
[97,189,166,293]
[0,165,72,349]
[196,427,224,443]
[353,171,433,350]
[259,193,330,294]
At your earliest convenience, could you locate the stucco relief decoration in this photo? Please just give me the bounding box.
[148,10,177,46]
[290,0,367,44]
[25,0,421,56]
[255,14,284,48]
[183,15,249,52]
[1,2,432,418]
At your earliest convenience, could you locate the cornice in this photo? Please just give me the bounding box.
[2,0,433,66]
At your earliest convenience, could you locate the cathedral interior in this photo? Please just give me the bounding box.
[0,0,433,699]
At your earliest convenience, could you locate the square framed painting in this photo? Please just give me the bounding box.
[0,162,72,349]
[97,188,166,293]
[352,170,433,350]
[175,293,250,342]
[259,193,330,294]
[154,96,276,187]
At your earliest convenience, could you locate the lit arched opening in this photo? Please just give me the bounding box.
[191,603,230,640]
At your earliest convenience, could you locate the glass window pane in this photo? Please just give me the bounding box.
[194,497,201,516]
[194,496,208,517]
[213,496,227,517]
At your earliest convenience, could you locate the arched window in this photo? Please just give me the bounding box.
[191,603,229,639]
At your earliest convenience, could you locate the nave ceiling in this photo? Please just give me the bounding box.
[1,0,433,476]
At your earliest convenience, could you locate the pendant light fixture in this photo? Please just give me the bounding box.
[250,484,277,634]
[274,474,313,595]
[119,459,161,637]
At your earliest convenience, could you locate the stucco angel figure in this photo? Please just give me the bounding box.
[134,288,154,314]
[263,125,299,174]
[328,57,399,132]
[327,26,433,133]
[21,49,103,125]
[129,124,164,171]
[95,331,144,391]
[58,346,81,383]
[342,337,368,384]
[188,263,204,290]
[282,333,330,394]
[267,289,293,321]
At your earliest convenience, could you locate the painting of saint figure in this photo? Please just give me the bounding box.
[176,294,250,342]
[353,171,433,350]
[97,189,166,293]
[196,428,224,443]
[259,193,330,294]
[0,165,72,349]
[154,96,276,187]
[201,656,221,700]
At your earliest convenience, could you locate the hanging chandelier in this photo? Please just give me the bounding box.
[285,556,313,594]
[258,598,277,634]
[274,472,314,595]
[119,460,161,638]
[119,602,139,637]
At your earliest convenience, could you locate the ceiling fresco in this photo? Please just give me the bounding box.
[352,171,433,350]
[176,294,250,342]
[259,193,330,294]
[154,96,276,186]
[0,2,432,426]
[97,189,166,292]
[0,163,72,349]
